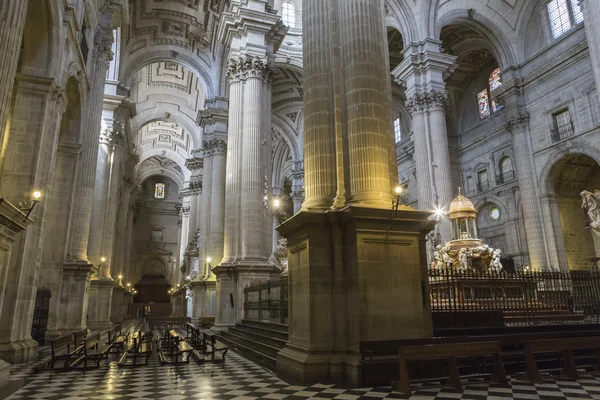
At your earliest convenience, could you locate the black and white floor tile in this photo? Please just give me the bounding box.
[4,326,600,399]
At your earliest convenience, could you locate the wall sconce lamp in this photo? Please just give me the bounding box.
[19,191,41,221]
[273,198,284,224]
[392,186,402,216]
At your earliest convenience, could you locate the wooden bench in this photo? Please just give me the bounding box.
[186,323,204,348]
[39,330,86,370]
[70,332,113,368]
[107,324,128,354]
[149,316,191,330]
[119,333,154,367]
[523,336,600,382]
[199,317,215,328]
[202,330,228,362]
[392,341,507,396]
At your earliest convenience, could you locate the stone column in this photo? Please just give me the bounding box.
[0,2,28,155]
[276,0,435,386]
[221,77,243,264]
[197,151,212,277]
[209,140,227,268]
[67,27,113,262]
[87,130,112,264]
[393,41,457,239]
[0,75,63,363]
[341,0,393,207]
[302,0,336,210]
[291,160,305,213]
[581,0,600,98]
[506,115,548,270]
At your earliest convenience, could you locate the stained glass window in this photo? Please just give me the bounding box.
[478,89,490,119]
[282,2,296,28]
[489,68,504,112]
[155,183,165,199]
[490,208,501,221]
[393,117,402,143]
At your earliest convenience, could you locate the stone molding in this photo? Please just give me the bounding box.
[405,90,447,115]
[93,28,114,65]
[226,56,272,83]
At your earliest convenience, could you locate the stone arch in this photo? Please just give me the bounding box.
[384,0,419,44]
[137,151,189,183]
[120,52,216,100]
[138,170,185,190]
[434,10,517,69]
[541,151,600,270]
[133,112,200,151]
[19,0,59,77]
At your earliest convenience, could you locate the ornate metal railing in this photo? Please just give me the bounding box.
[244,279,288,324]
[429,268,600,328]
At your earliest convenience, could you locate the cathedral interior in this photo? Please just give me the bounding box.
[2,0,600,399]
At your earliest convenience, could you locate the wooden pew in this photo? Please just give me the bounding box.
[392,341,507,396]
[119,333,154,367]
[202,330,228,362]
[70,332,113,368]
[36,330,86,370]
[149,316,191,330]
[107,324,128,354]
[186,323,204,348]
[199,317,215,328]
[523,336,600,382]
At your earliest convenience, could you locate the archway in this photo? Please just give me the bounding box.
[546,154,600,270]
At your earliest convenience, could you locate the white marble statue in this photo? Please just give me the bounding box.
[489,249,503,272]
[269,238,289,273]
[431,251,444,271]
[458,248,471,272]
[581,190,600,257]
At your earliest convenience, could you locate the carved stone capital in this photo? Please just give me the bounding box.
[202,138,227,156]
[504,113,530,134]
[405,91,447,115]
[226,56,272,83]
[93,28,114,65]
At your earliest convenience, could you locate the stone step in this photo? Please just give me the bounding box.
[220,330,281,359]
[217,333,276,372]
[234,323,289,342]
[229,327,287,349]
[241,319,289,334]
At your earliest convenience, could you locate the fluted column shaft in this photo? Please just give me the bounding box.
[0,2,28,156]
[99,136,123,278]
[582,0,600,98]
[209,146,227,269]
[341,0,393,206]
[123,203,135,282]
[302,0,336,209]
[68,29,113,261]
[241,75,268,261]
[87,134,112,265]
[198,154,212,276]
[509,119,547,270]
[114,184,132,279]
[187,191,199,245]
[429,100,453,238]
[222,79,243,263]
[408,106,433,210]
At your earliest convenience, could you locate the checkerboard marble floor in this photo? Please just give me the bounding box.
[5,338,600,399]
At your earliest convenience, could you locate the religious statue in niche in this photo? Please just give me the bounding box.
[581,190,600,257]
[269,238,289,276]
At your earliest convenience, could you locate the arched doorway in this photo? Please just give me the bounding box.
[547,154,600,270]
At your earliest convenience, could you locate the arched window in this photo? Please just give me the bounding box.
[282,2,296,28]
[547,0,583,39]
[393,117,402,143]
[477,68,504,119]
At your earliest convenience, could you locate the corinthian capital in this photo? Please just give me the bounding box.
[202,138,227,156]
[226,56,272,83]
[93,28,114,65]
[405,90,447,115]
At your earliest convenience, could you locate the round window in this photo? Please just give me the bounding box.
[490,207,501,221]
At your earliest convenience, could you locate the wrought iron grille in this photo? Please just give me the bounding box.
[429,268,600,328]
[244,279,288,324]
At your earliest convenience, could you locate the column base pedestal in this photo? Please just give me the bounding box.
[275,206,435,386]
[87,278,115,331]
[111,285,126,323]
[189,280,216,319]
[0,338,39,364]
[60,260,95,332]
[0,359,9,390]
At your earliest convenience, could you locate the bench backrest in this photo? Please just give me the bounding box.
[203,331,216,345]
[84,333,102,352]
[526,336,600,353]
[400,341,502,362]
[49,334,74,356]
[73,329,87,345]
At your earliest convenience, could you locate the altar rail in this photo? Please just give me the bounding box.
[429,269,600,328]
[243,279,288,324]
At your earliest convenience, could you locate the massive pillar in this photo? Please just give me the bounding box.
[495,76,549,270]
[276,0,435,386]
[393,41,457,240]
[67,28,113,262]
[0,2,28,156]
[581,0,600,98]
[0,75,64,362]
[213,0,285,328]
